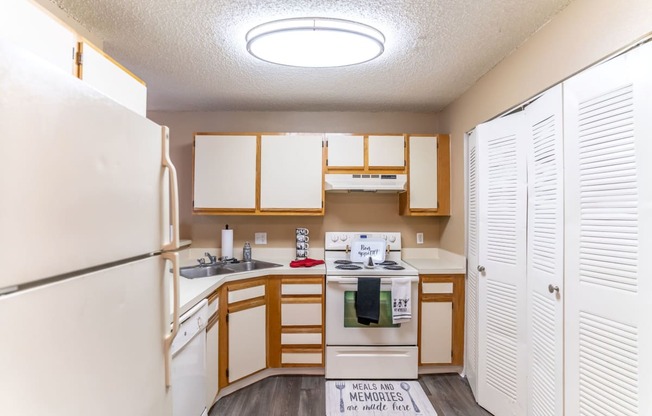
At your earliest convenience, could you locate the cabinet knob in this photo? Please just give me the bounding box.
[477,265,485,272]
[548,284,560,294]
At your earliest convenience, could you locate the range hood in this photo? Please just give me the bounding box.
[325,174,407,192]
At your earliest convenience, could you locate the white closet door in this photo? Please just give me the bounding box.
[465,129,479,397]
[564,42,652,416]
[525,85,564,416]
[476,112,528,416]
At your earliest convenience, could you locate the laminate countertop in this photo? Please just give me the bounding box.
[173,248,325,317]
[402,248,467,275]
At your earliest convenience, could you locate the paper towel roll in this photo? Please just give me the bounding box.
[221,228,234,259]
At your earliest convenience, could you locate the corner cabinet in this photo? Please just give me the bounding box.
[400,134,450,216]
[193,133,325,216]
[219,279,267,386]
[418,274,464,367]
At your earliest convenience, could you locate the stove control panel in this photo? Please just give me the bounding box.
[325,232,402,251]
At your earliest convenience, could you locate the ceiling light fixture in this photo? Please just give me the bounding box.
[246,17,385,68]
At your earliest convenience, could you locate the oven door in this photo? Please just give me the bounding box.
[325,276,418,346]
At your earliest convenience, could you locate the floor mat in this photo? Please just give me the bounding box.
[325,380,438,415]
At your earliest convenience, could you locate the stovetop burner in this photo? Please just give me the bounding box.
[334,259,353,265]
[377,260,398,266]
[383,265,405,270]
[335,264,363,270]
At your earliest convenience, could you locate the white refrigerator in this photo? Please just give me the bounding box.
[0,37,181,415]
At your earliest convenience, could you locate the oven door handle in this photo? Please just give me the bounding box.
[326,276,419,284]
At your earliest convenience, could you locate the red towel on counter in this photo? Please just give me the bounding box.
[290,258,325,268]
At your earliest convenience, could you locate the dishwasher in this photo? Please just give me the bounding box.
[171,299,209,416]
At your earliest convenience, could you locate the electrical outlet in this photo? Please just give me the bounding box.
[416,233,424,244]
[255,232,267,245]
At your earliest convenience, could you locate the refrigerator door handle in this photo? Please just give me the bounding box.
[162,126,180,251]
[162,251,180,387]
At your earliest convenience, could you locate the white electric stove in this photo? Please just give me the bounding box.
[324,232,419,380]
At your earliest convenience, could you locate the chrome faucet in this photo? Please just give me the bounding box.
[204,252,217,264]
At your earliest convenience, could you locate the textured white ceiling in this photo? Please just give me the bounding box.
[50,0,571,112]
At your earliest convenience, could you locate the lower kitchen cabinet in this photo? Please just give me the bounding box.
[418,274,465,366]
[268,276,325,368]
[220,279,267,385]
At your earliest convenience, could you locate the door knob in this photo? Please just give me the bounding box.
[548,284,560,294]
[477,265,485,272]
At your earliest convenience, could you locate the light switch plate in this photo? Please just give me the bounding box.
[255,232,267,245]
[416,233,424,244]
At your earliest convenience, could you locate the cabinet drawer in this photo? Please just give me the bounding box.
[228,285,265,304]
[282,352,323,365]
[422,282,453,294]
[281,283,322,295]
[281,303,322,326]
[281,333,322,345]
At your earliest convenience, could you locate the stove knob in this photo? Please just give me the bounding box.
[330,235,339,242]
[388,235,396,243]
[340,234,348,242]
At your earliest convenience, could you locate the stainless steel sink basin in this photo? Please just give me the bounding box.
[179,265,234,279]
[225,260,283,273]
[179,259,282,279]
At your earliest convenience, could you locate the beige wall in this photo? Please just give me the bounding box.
[147,111,443,249]
[438,0,652,254]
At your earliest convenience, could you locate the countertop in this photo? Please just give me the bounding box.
[402,248,467,275]
[174,248,325,317]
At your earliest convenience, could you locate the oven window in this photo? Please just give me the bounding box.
[343,291,400,328]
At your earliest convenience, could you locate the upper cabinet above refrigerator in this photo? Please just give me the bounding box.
[0,0,147,116]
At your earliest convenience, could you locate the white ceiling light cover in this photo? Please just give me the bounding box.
[246,17,385,68]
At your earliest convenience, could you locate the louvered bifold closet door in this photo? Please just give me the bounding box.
[465,130,479,397]
[525,85,564,416]
[564,42,652,416]
[476,113,528,416]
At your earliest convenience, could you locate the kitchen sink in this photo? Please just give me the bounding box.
[225,260,283,273]
[179,265,233,279]
[179,260,283,279]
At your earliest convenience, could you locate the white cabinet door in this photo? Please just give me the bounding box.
[0,0,75,75]
[326,134,364,168]
[465,129,479,397]
[564,42,652,416]
[476,112,528,416]
[409,136,438,209]
[260,134,323,210]
[228,305,266,383]
[80,41,147,116]
[420,301,453,364]
[368,135,405,168]
[206,321,219,407]
[194,135,257,210]
[525,85,564,416]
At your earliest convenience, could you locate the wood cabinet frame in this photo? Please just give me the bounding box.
[193,132,325,216]
[399,134,451,216]
[325,133,407,174]
[268,276,325,368]
[418,274,465,366]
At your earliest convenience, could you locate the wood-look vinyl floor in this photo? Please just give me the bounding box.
[210,374,493,416]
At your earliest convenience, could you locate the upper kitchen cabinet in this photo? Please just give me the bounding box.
[325,134,365,169]
[77,41,148,116]
[399,134,450,216]
[368,135,406,170]
[325,134,406,173]
[0,0,76,74]
[193,134,258,213]
[260,134,324,214]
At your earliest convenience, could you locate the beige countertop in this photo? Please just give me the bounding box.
[402,248,467,275]
[173,248,325,317]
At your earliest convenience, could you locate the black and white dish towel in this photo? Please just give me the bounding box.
[391,277,412,324]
